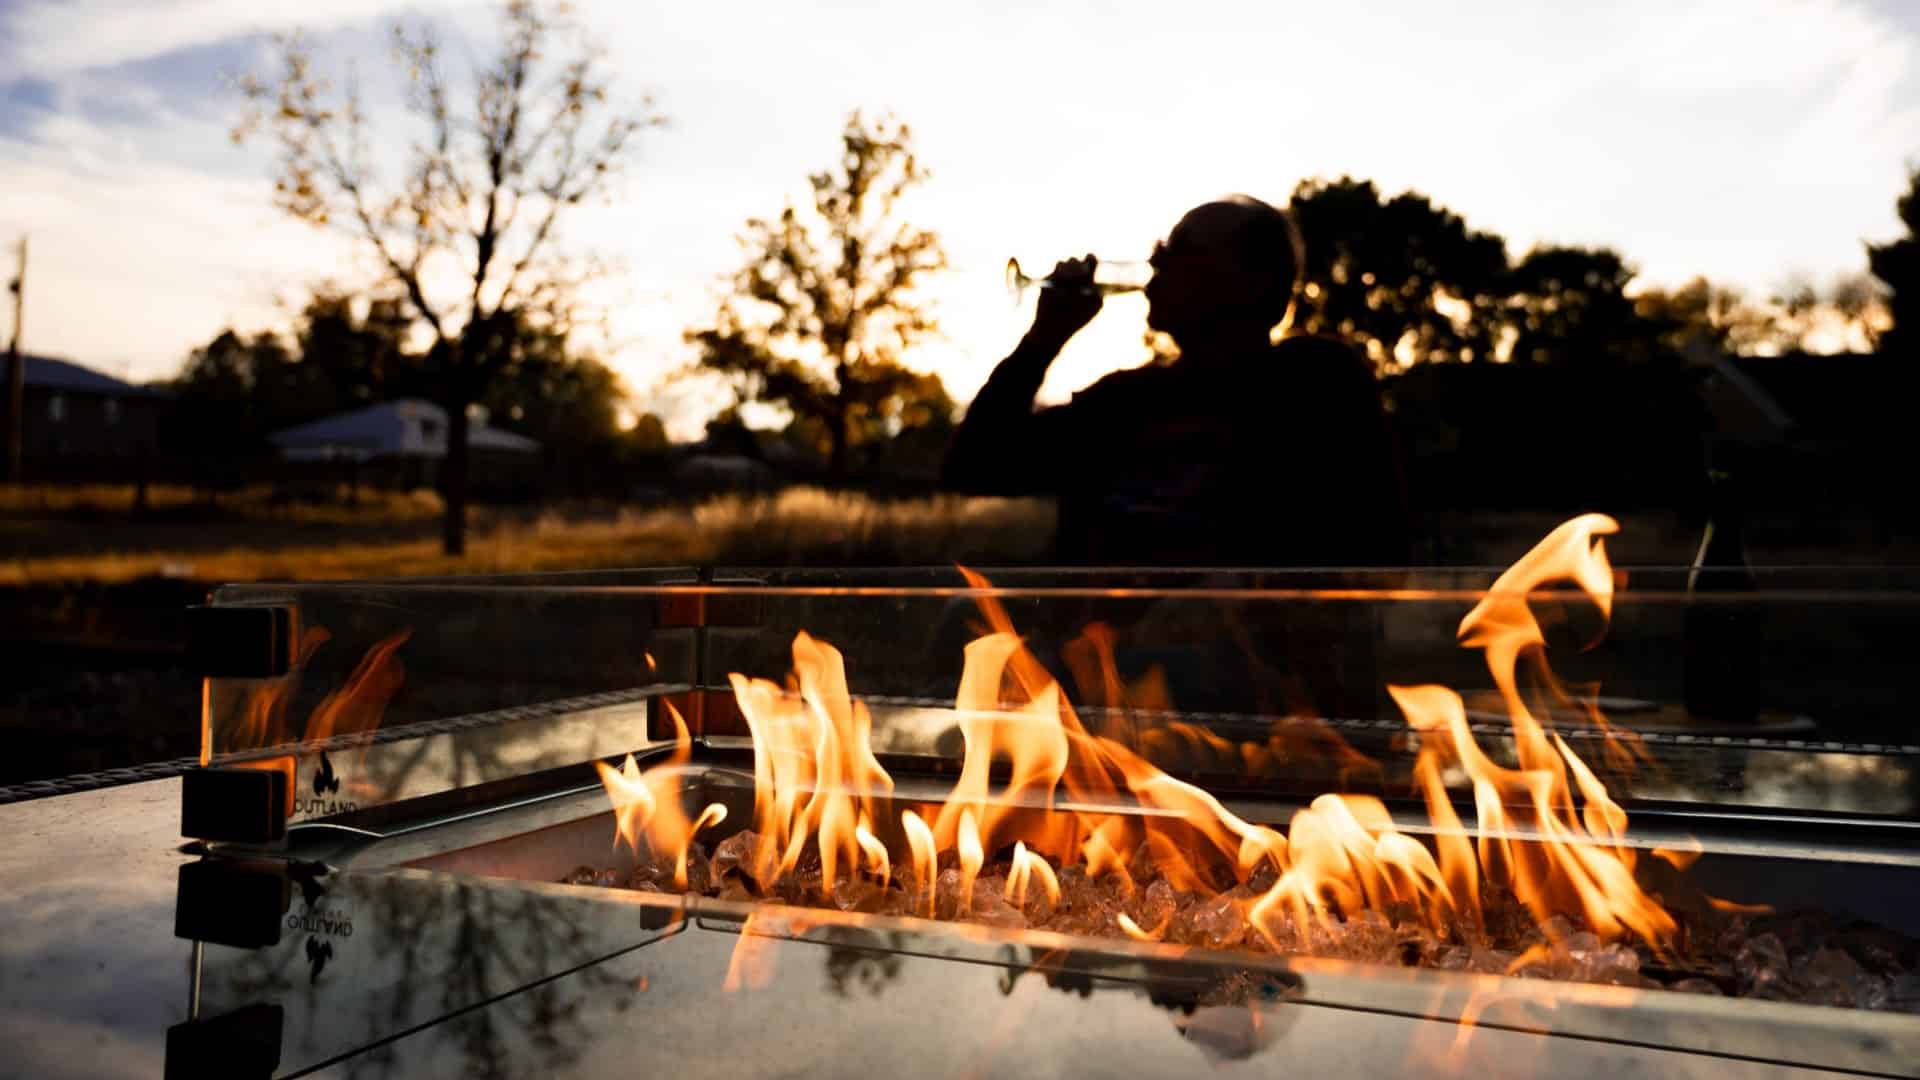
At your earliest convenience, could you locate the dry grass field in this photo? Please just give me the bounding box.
[0,485,1057,585]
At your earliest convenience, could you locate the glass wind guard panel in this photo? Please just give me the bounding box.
[203,566,1920,828]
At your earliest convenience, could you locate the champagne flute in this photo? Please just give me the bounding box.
[1005,257,1152,303]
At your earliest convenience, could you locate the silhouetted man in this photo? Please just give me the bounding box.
[944,195,1409,566]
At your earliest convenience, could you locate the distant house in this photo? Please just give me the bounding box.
[13,354,165,479]
[268,398,542,496]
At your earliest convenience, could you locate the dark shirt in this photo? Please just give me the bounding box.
[943,334,1410,566]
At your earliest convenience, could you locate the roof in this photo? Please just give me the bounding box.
[269,398,541,461]
[19,354,156,396]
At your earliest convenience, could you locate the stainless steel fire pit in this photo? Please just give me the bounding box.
[160,524,1920,1078]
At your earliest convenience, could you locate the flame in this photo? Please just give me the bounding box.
[596,515,1716,973]
[956,809,984,915]
[855,813,891,887]
[901,808,937,916]
[591,700,702,875]
[730,632,895,897]
[1006,841,1060,910]
[595,752,656,852]
[1650,841,1703,872]
[679,803,728,888]
[722,910,814,992]
[1081,817,1136,897]
[1705,895,1774,915]
[1118,911,1171,942]
[302,631,409,745]
[1386,515,1676,948]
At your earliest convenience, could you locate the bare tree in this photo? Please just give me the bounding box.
[1770,271,1889,354]
[235,1,662,553]
[686,110,948,478]
[1830,272,1889,352]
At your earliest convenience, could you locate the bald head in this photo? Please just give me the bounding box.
[1146,195,1305,348]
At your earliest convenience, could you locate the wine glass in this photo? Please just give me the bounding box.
[1005,257,1152,303]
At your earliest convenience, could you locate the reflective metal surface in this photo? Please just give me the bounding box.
[3,776,1918,1078]
[0,779,191,1079]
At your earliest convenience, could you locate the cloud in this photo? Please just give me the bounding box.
[0,113,356,381]
[0,0,479,79]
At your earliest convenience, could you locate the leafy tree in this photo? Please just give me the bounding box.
[1631,277,1779,356]
[479,309,623,458]
[167,330,301,494]
[686,110,949,478]
[625,413,670,457]
[1868,166,1920,358]
[1288,177,1509,368]
[1828,273,1888,352]
[1503,245,1665,365]
[296,291,413,405]
[1767,271,1890,354]
[174,294,627,491]
[235,0,661,552]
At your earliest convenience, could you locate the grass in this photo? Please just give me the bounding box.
[0,486,1057,584]
[0,482,448,522]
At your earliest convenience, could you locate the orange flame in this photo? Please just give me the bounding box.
[596,515,1706,969]
[302,631,409,745]
[955,809,984,915]
[592,700,703,874]
[1006,841,1060,911]
[1388,515,1676,947]
[730,632,895,897]
[901,808,937,916]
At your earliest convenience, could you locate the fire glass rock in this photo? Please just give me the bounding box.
[1561,930,1602,956]
[831,878,889,914]
[1893,975,1920,1010]
[1339,910,1398,963]
[1670,978,1724,996]
[1850,974,1893,1012]
[1127,878,1182,934]
[933,868,968,921]
[1509,952,1565,980]
[563,865,612,888]
[626,851,677,892]
[710,830,761,887]
[1800,946,1865,986]
[967,885,1028,930]
[1471,948,1517,975]
[1831,921,1917,975]
[1245,862,1280,894]
[1735,932,1792,994]
[681,843,712,895]
[1170,894,1247,949]
[1566,938,1642,985]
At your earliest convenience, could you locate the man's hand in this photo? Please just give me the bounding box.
[1026,254,1103,351]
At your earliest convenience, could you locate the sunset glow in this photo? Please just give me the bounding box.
[1,0,1915,436]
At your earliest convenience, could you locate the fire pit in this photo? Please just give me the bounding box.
[169,515,1920,1077]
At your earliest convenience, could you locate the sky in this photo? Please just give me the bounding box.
[1,0,1916,439]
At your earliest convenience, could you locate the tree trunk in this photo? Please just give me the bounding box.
[827,409,849,480]
[443,394,469,556]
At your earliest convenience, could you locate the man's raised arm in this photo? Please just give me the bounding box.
[941,257,1103,494]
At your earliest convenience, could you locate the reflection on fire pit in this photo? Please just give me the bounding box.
[562,841,1920,1012]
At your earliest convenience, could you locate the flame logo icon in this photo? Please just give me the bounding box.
[305,936,333,984]
[313,751,340,796]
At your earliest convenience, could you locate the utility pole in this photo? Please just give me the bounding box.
[4,236,25,483]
